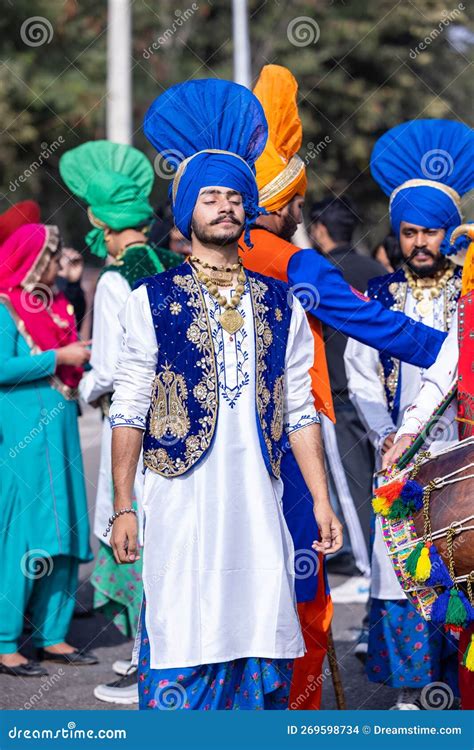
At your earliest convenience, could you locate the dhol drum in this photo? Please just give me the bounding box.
[373,437,474,621]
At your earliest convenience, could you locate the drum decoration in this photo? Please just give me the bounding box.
[372,440,474,639]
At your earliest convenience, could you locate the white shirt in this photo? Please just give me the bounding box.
[79,271,144,542]
[110,279,319,669]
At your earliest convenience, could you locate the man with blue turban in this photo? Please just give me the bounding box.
[107,79,343,710]
[345,119,473,709]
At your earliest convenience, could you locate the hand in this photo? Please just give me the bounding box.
[110,513,140,564]
[382,434,415,470]
[312,504,343,555]
[58,248,84,283]
[381,431,397,455]
[56,340,92,367]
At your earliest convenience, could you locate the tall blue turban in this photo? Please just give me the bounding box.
[143,79,268,246]
[370,120,474,241]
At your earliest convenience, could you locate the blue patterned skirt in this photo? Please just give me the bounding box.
[366,598,459,691]
[138,603,293,710]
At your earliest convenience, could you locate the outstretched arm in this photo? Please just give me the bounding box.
[288,248,446,369]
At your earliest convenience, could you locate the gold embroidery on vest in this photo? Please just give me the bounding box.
[250,276,284,478]
[270,375,285,441]
[149,363,190,440]
[143,271,218,477]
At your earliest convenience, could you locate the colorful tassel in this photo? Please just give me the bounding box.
[431,588,450,624]
[387,498,411,519]
[426,544,453,588]
[372,495,391,516]
[400,479,424,512]
[405,541,424,578]
[447,589,474,628]
[432,588,473,630]
[374,479,405,502]
[414,544,432,582]
[462,634,474,672]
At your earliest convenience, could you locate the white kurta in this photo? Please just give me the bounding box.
[78,271,144,543]
[110,278,319,669]
[345,287,457,599]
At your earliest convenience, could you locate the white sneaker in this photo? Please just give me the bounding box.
[330,576,370,604]
[389,688,421,710]
[112,659,135,676]
[94,671,138,705]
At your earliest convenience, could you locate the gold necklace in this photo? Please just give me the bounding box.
[405,264,454,317]
[190,258,246,334]
[190,255,240,288]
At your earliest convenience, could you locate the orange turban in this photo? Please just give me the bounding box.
[253,65,307,213]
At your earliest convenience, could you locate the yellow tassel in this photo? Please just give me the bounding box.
[464,635,474,672]
[372,496,390,515]
[414,545,431,582]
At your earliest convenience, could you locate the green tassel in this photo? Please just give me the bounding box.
[445,589,468,627]
[388,498,411,519]
[405,541,423,577]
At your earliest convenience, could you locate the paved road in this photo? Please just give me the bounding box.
[1,407,398,711]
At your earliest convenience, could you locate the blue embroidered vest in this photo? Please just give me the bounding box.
[367,265,461,423]
[140,262,292,479]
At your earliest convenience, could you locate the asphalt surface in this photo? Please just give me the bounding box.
[0,406,399,711]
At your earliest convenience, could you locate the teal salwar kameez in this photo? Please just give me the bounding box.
[0,301,92,653]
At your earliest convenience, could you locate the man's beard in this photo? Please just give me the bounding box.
[279,212,298,242]
[191,218,243,246]
[406,249,446,278]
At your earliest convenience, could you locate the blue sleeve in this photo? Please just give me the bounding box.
[287,248,446,369]
[0,303,57,385]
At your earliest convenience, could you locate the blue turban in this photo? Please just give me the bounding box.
[370,120,474,237]
[143,79,268,245]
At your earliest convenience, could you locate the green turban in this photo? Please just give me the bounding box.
[60,141,155,258]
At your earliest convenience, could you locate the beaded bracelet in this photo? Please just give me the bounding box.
[103,507,137,537]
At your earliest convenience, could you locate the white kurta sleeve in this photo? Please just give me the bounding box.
[79,272,131,404]
[344,337,396,451]
[109,283,157,430]
[284,295,320,434]
[396,317,458,438]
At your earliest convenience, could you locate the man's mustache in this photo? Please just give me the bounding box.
[409,247,436,260]
[211,216,242,226]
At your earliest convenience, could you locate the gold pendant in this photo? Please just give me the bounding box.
[219,308,244,334]
[416,298,433,317]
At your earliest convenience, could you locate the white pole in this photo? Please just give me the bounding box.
[232,0,251,88]
[106,0,132,144]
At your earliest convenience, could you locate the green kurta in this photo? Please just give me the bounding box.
[0,302,92,563]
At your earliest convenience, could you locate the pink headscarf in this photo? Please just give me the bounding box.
[0,223,83,389]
